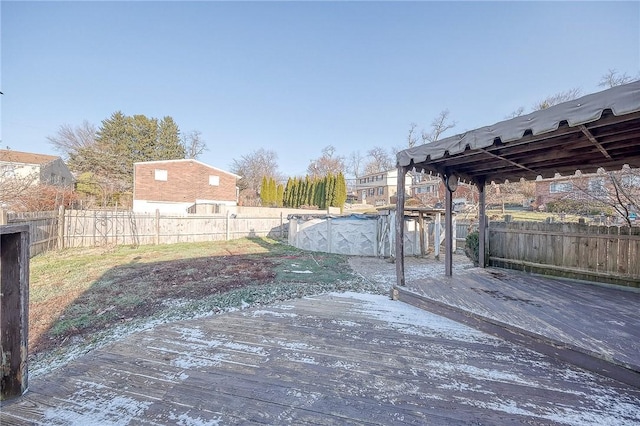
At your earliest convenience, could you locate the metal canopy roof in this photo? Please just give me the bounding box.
[396,81,640,184]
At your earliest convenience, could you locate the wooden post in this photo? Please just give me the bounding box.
[434,212,441,260]
[0,209,7,226]
[154,209,160,245]
[445,180,453,276]
[477,177,487,268]
[57,205,65,250]
[1,224,30,401]
[395,166,406,287]
[418,211,425,256]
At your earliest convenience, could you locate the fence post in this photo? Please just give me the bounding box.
[154,209,160,245]
[226,210,231,241]
[57,205,65,250]
[327,217,332,253]
[1,224,30,401]
[0,209,7,225]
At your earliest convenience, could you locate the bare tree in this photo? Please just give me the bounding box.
[485,179,535,213]
[598,69,636,88]
[505,106,526,119]
[570,168,640,226]
[347,150,364,180]
[363,146,394,175]
[421,110,456,144]
[407,123,418,148]
[307,145,345,178]
[0,169,39,209]
[231,148,282,206]
[182,130,207,159]
[532,88,582,110]
[47,121,97,160]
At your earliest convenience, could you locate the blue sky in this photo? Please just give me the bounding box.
[2,1,638,178]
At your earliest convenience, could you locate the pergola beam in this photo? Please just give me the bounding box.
[580,125,612,159]
[479,148,540,175]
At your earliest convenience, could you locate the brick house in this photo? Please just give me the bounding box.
[0,149,74,187]
[133,159,240,214]
[535,169,640,212]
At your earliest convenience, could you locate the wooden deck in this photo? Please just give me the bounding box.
[2,292,640,424]
[395,266,640,388]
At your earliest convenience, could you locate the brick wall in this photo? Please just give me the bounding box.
[134,160,237,203]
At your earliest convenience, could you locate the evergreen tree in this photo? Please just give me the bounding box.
[283,177,293,207]
[268,178,277,206]
[93,111,186,192]
[276,183,284,207]
[157,116,186,159]
[260,176,269,206]
[335,172,348,209]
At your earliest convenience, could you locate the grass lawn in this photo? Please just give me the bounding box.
[28,237,381,371]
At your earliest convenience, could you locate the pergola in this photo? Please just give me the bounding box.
[394,81,640,286]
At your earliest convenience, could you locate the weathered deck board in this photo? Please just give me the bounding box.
[2,293,640,424]
[397,266,640,387]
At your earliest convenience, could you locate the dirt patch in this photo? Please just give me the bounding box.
[28,240,364,358]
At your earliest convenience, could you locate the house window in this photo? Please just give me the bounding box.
[550,181,572,193]
[154,169,168,181]
[377,187,384,195]
[209,175,220,186]
[588,178,605,195]
[622,174,640,187]
[362,190,367,198]
[368,188,375,196]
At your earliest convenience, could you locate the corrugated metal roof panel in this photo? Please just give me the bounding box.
[397,81,640,168]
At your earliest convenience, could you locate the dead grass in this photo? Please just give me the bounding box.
[29,238,367,357]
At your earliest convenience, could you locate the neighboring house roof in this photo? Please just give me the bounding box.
[396,80,640,184]
[0,149,60,165]
[134,159,241,179]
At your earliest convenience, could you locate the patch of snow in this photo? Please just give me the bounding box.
[271,304,296,310]
[331,319,360,327]
[42,381,152,426]
[283,352,318,365]
[332,292,499,345]
[168,411,222,426]
[173,352,227,369]
[277,341,313,350]
[283,269,313,274]
[223,341,267,356]
[251,310,298,318]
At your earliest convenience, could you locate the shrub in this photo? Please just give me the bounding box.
[464,231,488,267]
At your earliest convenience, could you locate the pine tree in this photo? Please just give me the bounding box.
[260,176,269,206]
[335,172,347,209]
[276,183,284,207]
[268,178,277,207]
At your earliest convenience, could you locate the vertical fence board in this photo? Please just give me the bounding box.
[630,227,640,276]
[607,226,619,275]
[618,226,630,275]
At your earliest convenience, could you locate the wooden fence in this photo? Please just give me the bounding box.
[489,221,640,287]
[3,208,288,257]
[63,209,287,247]
[3,210,59,257]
